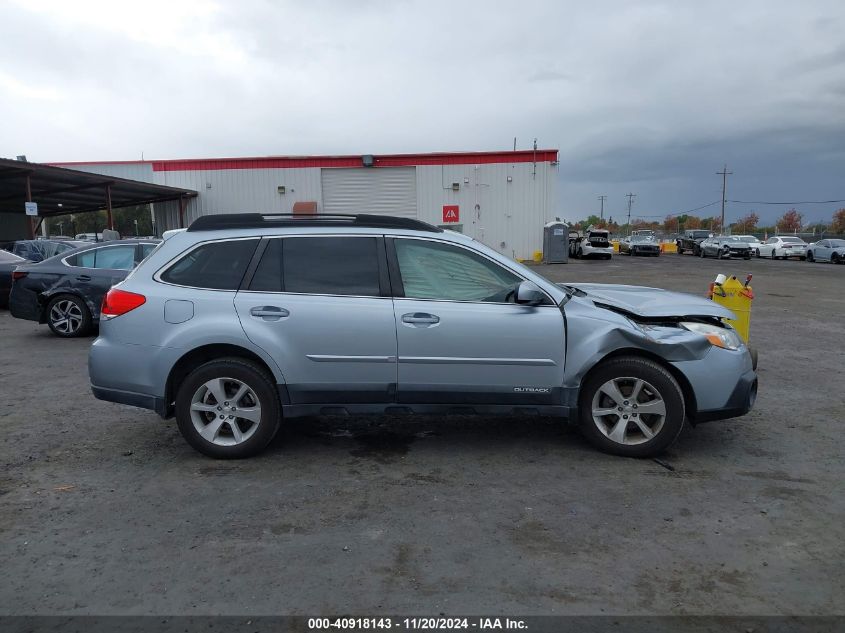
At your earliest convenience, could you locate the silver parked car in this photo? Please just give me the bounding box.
[806,239,845,264]
[699,236,752,259]
[89,214,757,459]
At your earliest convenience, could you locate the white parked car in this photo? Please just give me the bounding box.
[806,238,845,264]
[736,235,762,249]
[756,236,807,260]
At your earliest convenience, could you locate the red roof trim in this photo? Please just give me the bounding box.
[50,150,559,172]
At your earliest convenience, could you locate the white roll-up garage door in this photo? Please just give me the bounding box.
[321,167,417,218]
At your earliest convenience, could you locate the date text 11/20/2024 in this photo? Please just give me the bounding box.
[308,617,528,630]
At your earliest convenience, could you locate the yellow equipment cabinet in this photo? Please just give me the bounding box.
[709,274,754,342]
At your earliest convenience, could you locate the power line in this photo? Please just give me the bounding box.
[597,195,607,220]
[668,200,721,216]
[728,199,845,205]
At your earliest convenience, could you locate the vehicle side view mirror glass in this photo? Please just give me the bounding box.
[516,280,545,306]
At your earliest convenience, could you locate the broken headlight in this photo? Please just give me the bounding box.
[680,321,743,350]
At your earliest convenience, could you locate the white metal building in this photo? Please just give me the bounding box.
[51,150,559,260]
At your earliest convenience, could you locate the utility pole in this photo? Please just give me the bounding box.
[717,164,732,233]
[625,193,636,235]
[598,195,607,220]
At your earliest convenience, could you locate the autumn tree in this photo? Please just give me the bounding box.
[734,212,759,233]
[777,208,803,233]
[830,208,845,234]
[684,215,702,229]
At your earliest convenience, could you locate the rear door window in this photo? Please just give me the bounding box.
[71,245,136,270]
[281,237,381,296]
[93,246,137,270]
[161,239,259,290]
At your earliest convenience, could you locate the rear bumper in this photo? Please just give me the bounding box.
[91,385,166,416]
[8,289,41,322]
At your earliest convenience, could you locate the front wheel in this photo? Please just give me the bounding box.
[700,248,706,258]
[833,253,841,264]
[579,356,685,457]
[755,248,761,258]
[806,251,814,262]
[175,358,281,459]
[46,294,92,337]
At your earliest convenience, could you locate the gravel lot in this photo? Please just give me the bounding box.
[1,253,843,616]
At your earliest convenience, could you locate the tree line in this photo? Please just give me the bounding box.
[42,205,155,237]
[569,208,845,235]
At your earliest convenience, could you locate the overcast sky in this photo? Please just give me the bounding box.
[2,0,844,224]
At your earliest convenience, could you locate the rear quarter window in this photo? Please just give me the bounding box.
[160,239,259,290]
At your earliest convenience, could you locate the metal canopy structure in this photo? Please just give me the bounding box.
[0,158,197,232]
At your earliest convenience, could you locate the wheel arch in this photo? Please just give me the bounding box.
[39,290,92,324]
[163,343,286,419]
[576,347,697,421]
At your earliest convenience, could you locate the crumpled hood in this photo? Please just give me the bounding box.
[562,283,736,319]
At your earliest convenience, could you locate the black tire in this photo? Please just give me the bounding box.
[806,251,814,262]
[693,245,700,256]
[700,248,706,258]
[676,244,684,255]
[799,256,806,261]
[755,248,761,258]
[175,357,281,459]
[578,356,686,458]
[45,294,92,338]
[833,253,841,264]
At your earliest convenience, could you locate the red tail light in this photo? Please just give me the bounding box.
[101,289,146,318]
[11,270,28,280]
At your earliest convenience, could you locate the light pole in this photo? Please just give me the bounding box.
[134,219,139,236]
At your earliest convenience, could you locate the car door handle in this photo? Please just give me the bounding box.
[249,306,289,321]
[76,275,91,282]
[402,312,440,325]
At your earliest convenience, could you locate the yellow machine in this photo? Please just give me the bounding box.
[708,274,754,342]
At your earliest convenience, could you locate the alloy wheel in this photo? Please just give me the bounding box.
[49,299,83,335]
[591,377,667,445]
[190,377,262,446]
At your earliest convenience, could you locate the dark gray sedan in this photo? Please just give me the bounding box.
[9,239,159,337]
[700,236,752,259]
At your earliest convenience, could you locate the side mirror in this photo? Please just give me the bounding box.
[516,280,545,306]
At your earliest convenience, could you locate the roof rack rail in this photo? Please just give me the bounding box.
[187,213,443,233]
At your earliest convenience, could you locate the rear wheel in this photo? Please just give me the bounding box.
[579,356,685,457]
[175,358,281,459]
[46,294,92,337]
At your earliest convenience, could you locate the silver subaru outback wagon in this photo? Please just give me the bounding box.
[89,214,757,459]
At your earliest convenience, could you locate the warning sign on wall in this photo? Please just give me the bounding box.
[442,205,460,223]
